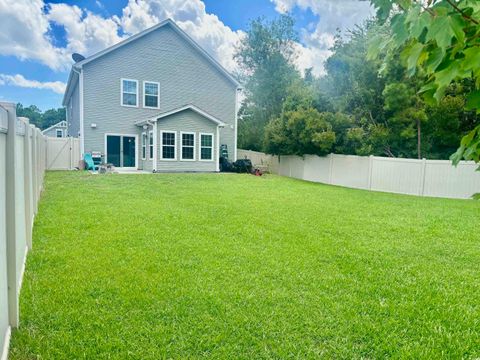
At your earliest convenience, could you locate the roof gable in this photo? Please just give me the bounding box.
[74,19,239,87]
[135,104,226,127]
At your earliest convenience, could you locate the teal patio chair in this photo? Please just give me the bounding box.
[84,153,98,171]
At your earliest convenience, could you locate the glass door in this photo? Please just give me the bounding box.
[122,136,136,167]
[106,135,121,167]
[106,135,136,168]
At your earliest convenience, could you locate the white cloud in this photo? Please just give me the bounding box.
[0,74,66,94]
[0,0,68,70]
[271,0,374,75]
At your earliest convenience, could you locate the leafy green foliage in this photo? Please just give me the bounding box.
[235,15,301,151]
[368,0,480,164]
[10,172,480,358]
[16,103,65,130]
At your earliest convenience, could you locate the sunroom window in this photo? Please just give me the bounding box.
[200,133,213,161]
[161,131,176,160]
[181,132,195,161]
[149,130,154,159]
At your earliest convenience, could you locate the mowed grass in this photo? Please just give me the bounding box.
[9,172,480,359]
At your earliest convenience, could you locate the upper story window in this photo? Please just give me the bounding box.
[121,79,138,107]
[56,129,64,138]
[161,131,176,160]
[200,133,214,161]
[144,81,160,109]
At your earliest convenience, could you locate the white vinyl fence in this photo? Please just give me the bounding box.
[238,150,480,199]
[237,149,279,173]
[46,137,80,170]
[0,102,46,360]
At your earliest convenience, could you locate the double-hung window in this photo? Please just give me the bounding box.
[149,130,154,159]
[161,131,176,160]
[181,132,195,161]
[144,81,160,109]
[200,133,214,161]
[56,129,63,138]
[121,79,138,107]
[141,132,147,160]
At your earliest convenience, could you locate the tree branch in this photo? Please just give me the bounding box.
[446,0,479,25]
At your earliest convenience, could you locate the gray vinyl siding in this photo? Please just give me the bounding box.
[67,82,80,138]
[156,110,217,172]
[43,124,67,138]
[81,23,237,169]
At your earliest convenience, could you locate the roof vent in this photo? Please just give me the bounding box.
[72,53,86,63]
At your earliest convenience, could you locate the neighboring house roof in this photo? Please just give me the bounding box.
[62,18,240,106]
[135,104,226,127]
[42,120,67,134]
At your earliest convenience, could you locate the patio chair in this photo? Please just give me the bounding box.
[84,153,98,171]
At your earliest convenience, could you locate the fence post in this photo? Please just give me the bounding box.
[20,118,33,249]
[420,158,427,196]
[4,103,20,328]
[328,154,334,184]
[30,125,38,214]
[368,155,374,190]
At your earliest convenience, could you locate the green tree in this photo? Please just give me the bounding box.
[368,0,480,165]
[15,103,66,130]
[235,15,301,151]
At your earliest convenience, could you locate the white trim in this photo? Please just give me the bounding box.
[104,133,139,168]
[148,130,154,160]
[143,81,160,109]
[153,122,158,171]
[180,131,196,161]
[199,132,214,162]
[120,78,139,108]
[73,19,240,87]
[141,132,147,160]
[1,326,11,360]
[42,120,67,134]
[149,104,226,127]
[79,69,85,156]
[216,126,220,171]
[234,88,240,161]
[160,130,177,161]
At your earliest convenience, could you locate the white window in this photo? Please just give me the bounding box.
[56,129,63,138]
[144,81,160,109]
[121,79,138,107]
[141,132,147,160]
[181,132,195,161]
[199,133,214,161]
[160,131,176,160]
[149,130,154,159]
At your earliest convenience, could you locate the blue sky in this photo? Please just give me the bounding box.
[0,0,373,111]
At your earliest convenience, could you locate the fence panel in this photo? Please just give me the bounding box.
[424,160,480,199]
[331,154,370,190]
[303,154,330,183]
[370,157,424,196]
[0,102,46,360]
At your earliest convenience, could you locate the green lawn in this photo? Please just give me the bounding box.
[9,172,480,359]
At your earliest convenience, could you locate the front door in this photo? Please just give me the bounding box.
[106,135,136,168]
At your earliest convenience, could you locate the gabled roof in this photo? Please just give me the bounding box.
[135,104,226,127]
[63,18,240,106]
[42,120,67,134]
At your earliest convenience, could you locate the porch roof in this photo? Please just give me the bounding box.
[135,104,226,127]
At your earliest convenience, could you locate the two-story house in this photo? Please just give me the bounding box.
[62,19,240,172]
